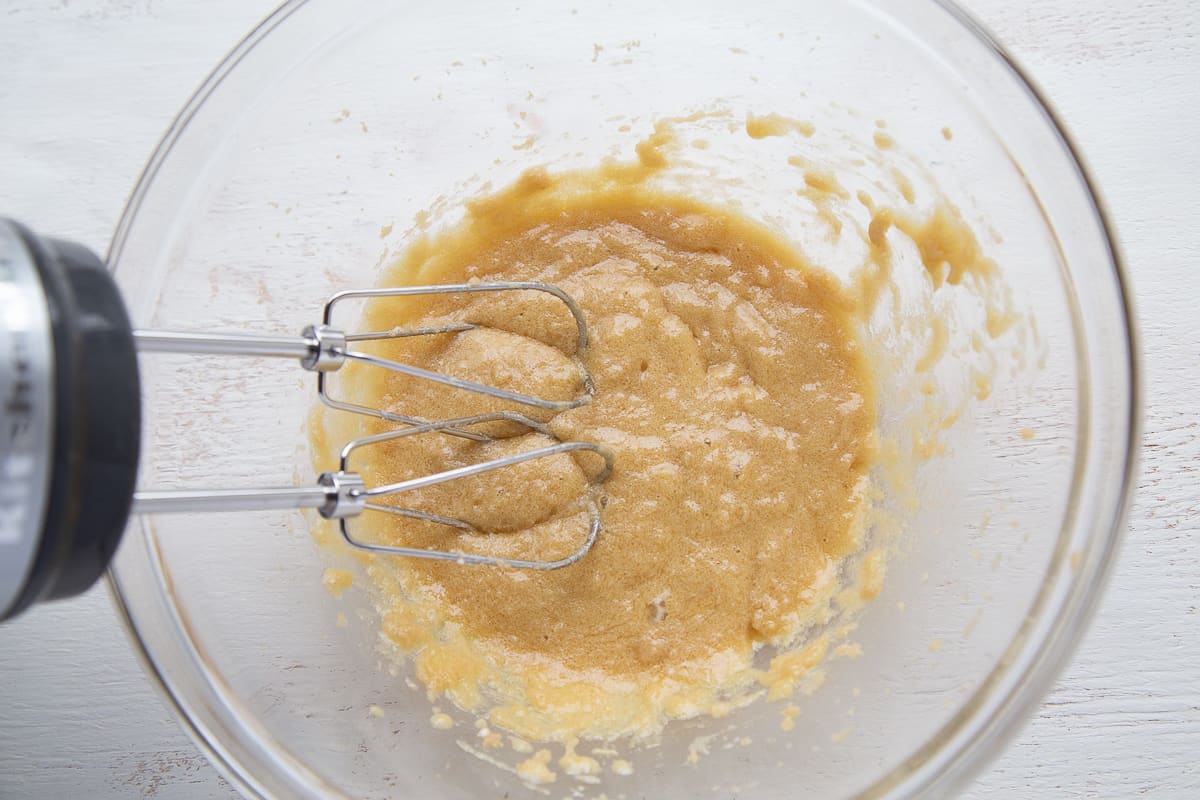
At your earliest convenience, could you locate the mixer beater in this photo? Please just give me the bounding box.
[0,219,613,621]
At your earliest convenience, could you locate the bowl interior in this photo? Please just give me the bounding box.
[108,1,1131,797]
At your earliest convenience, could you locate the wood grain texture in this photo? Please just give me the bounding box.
[0,0,1196,797]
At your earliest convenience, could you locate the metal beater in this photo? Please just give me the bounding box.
[132,281,614,568]
[0,220,613,622]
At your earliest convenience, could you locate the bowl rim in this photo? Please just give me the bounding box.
[104,0,1141,797]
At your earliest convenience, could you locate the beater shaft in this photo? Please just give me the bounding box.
[132,485,330,514]
[132,329,314,360]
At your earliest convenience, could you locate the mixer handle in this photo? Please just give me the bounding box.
[0,219,140,622]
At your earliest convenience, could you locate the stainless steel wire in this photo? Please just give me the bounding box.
[130,282,612,569]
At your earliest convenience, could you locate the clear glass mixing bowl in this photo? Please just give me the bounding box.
[105,0,1137,797]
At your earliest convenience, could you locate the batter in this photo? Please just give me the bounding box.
[317,163,878,756]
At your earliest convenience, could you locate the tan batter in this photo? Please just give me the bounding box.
[312,110,1027,783]
[318,164,876,750]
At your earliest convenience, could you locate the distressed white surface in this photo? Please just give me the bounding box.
[0,0,1197,797]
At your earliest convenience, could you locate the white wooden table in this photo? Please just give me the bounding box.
[0,1,1196,797]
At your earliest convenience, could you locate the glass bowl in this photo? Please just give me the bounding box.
[106,0,1137,797]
